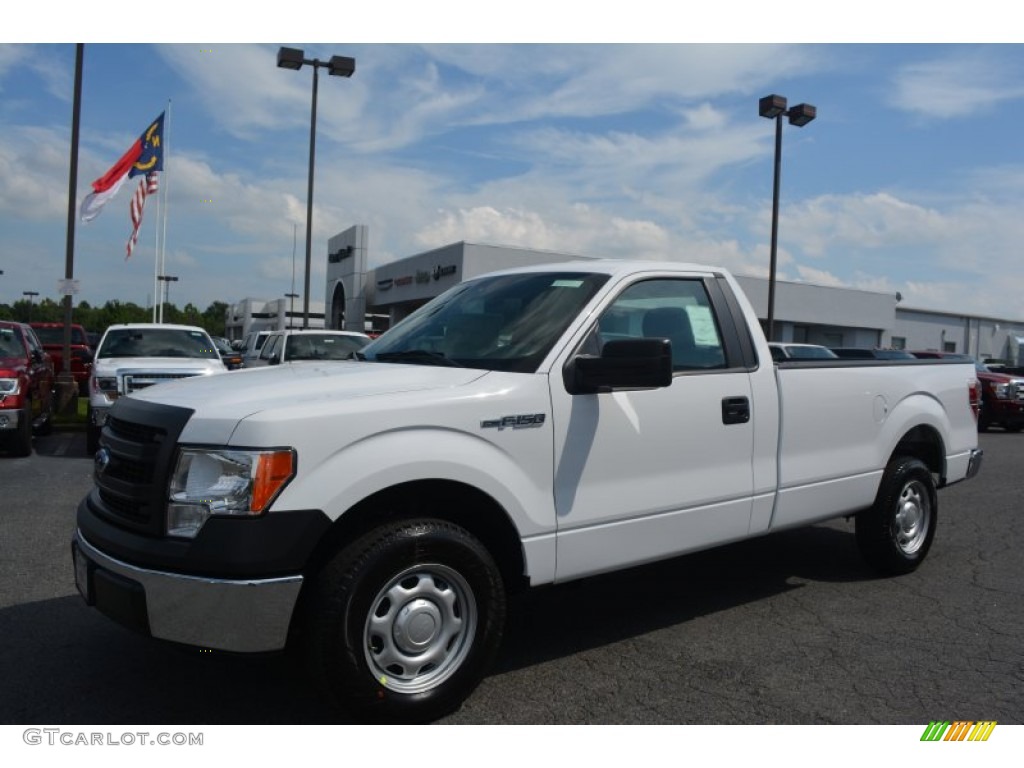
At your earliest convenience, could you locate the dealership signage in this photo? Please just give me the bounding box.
[389,264,459,291]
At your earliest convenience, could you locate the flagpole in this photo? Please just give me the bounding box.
[159,99,171,324]
[153,171,160,322]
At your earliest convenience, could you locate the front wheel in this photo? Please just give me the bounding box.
[11,404,33,456]
[303,518,505,723]
[856,456,937,575]
[86,406,99,455]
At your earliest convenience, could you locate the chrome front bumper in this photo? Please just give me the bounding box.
[0,408,21,431]
[73,529,303,653]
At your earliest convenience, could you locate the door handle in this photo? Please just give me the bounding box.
[722,396,750,425]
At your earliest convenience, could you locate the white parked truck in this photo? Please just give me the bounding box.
[73,261,982,722]
[86,323,226,454]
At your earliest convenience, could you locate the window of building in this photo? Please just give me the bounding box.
[891,336,906,350]
[943,341,957,353]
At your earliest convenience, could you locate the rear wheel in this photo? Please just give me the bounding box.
[856,456,936,575]
[303,518,505,723]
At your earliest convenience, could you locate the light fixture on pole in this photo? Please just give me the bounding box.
[276,46,356,329]
[157,275,178,323]
[22,291,39,322]
[759,94,816,342]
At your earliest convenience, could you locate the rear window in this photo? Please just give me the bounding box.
[31,326,89,346]
[285,334,369,361]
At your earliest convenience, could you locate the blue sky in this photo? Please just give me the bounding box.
[4,15,1024,319]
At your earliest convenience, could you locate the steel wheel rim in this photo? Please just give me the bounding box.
[894,479,930,555]
[363,563,477,694]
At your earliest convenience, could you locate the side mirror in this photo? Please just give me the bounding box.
[565,338,673,395]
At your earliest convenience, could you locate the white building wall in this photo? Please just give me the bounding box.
[894,308,1024,363]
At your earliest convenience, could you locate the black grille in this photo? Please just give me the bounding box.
[107,415,165,446]
[98,489,150,523]
[90,398,194,536]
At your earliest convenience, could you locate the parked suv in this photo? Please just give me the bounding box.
[830,347,917,360]
[88,323,226,453]
[30,322,94,394]
[911,351,1024,432]
[240,330,273,368]
[0,321,55,456]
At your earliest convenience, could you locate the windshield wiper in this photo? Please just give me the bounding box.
[374,350,464,367]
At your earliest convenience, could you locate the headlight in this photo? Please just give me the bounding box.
[991,382,1011,399]
[0,378,20,395]
[93,377,119,398]
[167,448,295,538]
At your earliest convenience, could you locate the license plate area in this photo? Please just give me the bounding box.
[73,543,94,605]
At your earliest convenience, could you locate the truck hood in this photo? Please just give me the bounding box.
[94,356,223,373]
[127,360,490,425]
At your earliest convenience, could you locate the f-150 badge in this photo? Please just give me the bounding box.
[481,414,546,430]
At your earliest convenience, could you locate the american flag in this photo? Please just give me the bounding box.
[126,171,159,259]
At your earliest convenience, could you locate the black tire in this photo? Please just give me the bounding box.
[34,395,54,437]
[856,456,937,575]
[977,404,991,432]
[12,404,33,457]
[303,518,505,723]
[1005,424,1023,433]
[86,406,99,455]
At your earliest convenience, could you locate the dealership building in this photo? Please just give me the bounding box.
[225,224,1024,364]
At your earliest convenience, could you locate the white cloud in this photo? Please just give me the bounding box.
[889,49,1024,119]
[0,125,72,220]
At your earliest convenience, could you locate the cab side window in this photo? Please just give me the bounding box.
[598,279,726,371]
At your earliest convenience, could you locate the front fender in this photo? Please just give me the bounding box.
[270,426,555,540]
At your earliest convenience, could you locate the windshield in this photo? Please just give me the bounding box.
[0,328,24,358]
[363,271,610,373]
[98,328,220,360]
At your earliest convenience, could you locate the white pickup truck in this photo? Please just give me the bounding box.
[73,260,982,722]
[86,323,226,454]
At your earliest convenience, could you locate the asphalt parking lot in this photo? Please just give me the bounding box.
[1,429,1021,725]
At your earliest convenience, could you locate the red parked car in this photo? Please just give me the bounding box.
[0,321,55,456]
[30,322,93,395]
[911,351,1024,432]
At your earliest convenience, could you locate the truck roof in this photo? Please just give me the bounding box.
[474,259,727,280]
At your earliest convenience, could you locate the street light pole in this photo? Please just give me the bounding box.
[23,291,39,322]
[759,94,816,342]
[276,47,355,330]
[157,275,178,323]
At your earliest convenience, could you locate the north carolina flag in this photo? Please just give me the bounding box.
[80,112,164,223]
